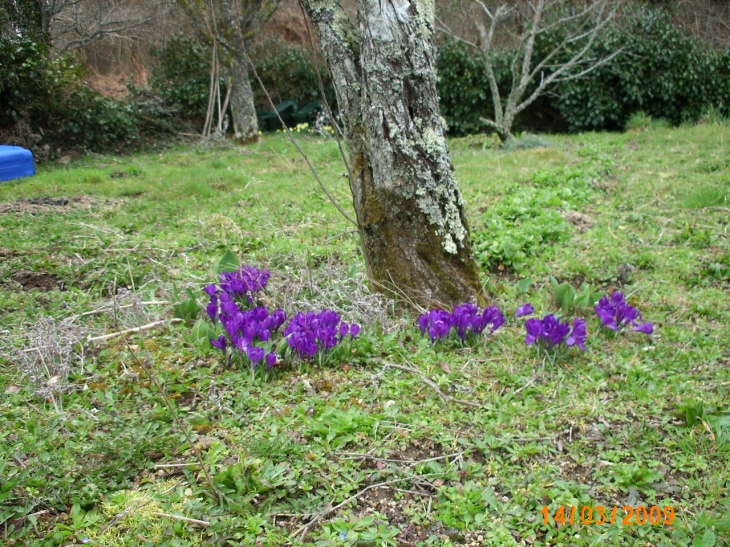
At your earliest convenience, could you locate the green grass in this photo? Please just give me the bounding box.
[1,123,729,547]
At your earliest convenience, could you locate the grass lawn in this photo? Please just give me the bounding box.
[0,121,728,546]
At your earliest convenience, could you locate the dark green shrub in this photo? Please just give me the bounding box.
[436,8,729,137]
[556,8,730,131]
[0,36,138,153]
[149,34,215,123]
[436,41,494,136]
[249,39,336,114]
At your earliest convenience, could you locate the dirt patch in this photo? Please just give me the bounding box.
[0,195,106,215]
[0,248,20,258]
[10,270,64,292]
[563,210,594,233]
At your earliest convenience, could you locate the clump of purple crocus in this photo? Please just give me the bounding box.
[219,265,270,303]
[594,291,653,334]
[525,314,587,350]
[204,266,284,371]
[418,304,505,343]
[283,310,360,360]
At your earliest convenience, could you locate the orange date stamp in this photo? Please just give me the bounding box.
[541,505,675,526]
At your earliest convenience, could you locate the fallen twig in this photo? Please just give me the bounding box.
[151,512,210,527]
[380,361,483,409]
[291,478,411,540]
[87,319,182,343]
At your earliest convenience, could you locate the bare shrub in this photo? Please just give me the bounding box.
[0,317,88,404]
[267,263,406,333]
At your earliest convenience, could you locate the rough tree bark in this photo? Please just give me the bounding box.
[299,0,484,309]
[219,0,260,143]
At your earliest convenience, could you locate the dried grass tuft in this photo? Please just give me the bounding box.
[0,317,88,401]
[267,263,407,333]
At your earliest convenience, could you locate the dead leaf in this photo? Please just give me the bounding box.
[440,363,451,373]
[4,385,21,394]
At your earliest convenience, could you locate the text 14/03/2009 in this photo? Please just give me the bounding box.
[541,505,675,526]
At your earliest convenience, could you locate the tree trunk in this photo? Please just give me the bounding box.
[227,56,259,143]
[301,0,484,309]
[219,0,259,143]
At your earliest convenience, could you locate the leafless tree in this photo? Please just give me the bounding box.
[298,0,484,309]
[180,0,279,143]
[438,0,621,142]
[1,0,174,53]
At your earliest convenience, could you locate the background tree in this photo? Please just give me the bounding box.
[438,0,620,142]
[298,0,484,309]
[0,0,170,51]
[180,0,278,143]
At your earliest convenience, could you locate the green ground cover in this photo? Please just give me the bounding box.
[0,121,728,546]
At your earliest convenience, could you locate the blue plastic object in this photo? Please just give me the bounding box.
[0,145,36,182]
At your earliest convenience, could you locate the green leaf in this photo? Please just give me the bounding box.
[173,298,201,324]
[216,249,240,275]
[516,278,534,293]
[191,319,216,349]
[693,529,716,547]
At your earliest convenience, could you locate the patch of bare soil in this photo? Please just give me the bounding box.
[0,248,20,258]
[563,210,594,233]
[0,195,107,215]
[10,270,64,292]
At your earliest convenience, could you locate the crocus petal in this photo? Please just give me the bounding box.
[206,302,218,323]
[350,324,360,338]
[515,304,534,317]
[632,322,654,334]
[565,318,587,350]
[210,335,227,352]
[204,283,217,297]
[247,346,265,363]
[265,351,277,370]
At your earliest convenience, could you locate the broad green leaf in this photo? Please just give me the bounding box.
[516,278,534,293]
[216,249,240,275]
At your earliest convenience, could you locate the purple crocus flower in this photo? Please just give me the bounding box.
[565,318,587,351]
[515,303,534,317]
[283,310,356,360]
[418,304,504,342]
[210,335,227,352]
[265,351,277,371]
[525,314,580,349]
[594,291,653,334]
[219,266,271,303]
[246,346,265,363]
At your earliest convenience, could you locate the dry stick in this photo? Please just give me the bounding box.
[230,0,357,228]
[86,319,183,343]
[109,278,222,504]
[291,477,413,540]
[203,42,217,137]
[335,452,464,465]
[151,512,211,527]
[380,361,484,409]
[298,1,354,182]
